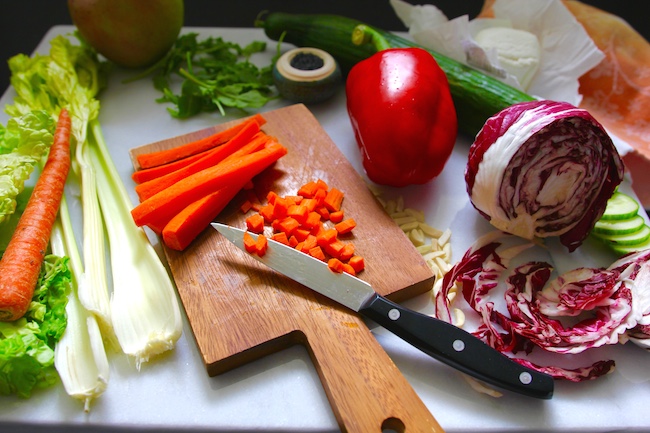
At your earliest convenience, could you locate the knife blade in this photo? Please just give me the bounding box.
[212,222,554,399]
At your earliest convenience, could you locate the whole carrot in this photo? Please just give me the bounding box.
[0,109,71,322]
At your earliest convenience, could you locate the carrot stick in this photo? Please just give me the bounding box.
[0,109,71,322]
[141,135,273,234]
[162,183,242,251]
[131,141,287,227]
[134,121,262,201]
[132,149,212,184]
[136,113,267,169]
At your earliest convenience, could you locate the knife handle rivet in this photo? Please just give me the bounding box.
[452,339,465,352]
[519,372,533,385]
[388,308,401,321]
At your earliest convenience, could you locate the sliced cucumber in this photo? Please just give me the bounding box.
[593,214,646,235]
[600,192,640,221]
[611,236,650,255]
[594,224,650,246]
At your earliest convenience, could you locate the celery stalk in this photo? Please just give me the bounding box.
[50,195,109,412]
[88,120,182,368]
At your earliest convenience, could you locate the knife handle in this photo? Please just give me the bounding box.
[360,293,554,399]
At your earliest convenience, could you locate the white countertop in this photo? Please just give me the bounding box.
[1,26,649,433]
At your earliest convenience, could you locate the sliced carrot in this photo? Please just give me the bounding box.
[136,113,266,169]
[135,122,263,201]
[132,148,211,184]
[131,141,287,227]
[245,213,265,234]
[0,109,71,321]
[335,218,356,235]
[162,183,242,250]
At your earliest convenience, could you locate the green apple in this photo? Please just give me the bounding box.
[68,0,184,68]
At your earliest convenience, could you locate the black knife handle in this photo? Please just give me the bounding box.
[360,294,554,399]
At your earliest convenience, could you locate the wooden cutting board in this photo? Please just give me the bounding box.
[130,104,443,433]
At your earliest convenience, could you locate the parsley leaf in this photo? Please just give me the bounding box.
[126,33,278,118]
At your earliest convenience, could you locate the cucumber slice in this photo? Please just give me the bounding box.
[595,224,650,246]
[600,192,640,221]
[593,214,646,235]
[611,236,650,255]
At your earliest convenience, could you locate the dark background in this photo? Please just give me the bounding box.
[0,1,647,93]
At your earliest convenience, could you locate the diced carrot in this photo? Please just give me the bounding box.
[294,241,304,252]
[339,243,355,261]
[245,213,265,234]
[301,198,318,212]
[243,232,257,254]
[297,181,318,198]
[316,179,329,191]
[131,141,288,227]
[272,196,289,220]
[288,235,299,248]
[324,241,345,258]
[313,188,327,207]
[266,190,279,204]
[303,211,321,230]
[285,195,303,205]
[301,234,318,252]
[287,204,308,224]
[276,216,300,236]
[315,206,330,220]
[272,232,290,245]
[327,258,345,273]
[341,263,356,276]
[348,256,365,273]
[335,218,356,235]
[329,210,344,223]
[309,246,326,261]
[317,228,338,247]
[255,234,268,256]
[324,187,344,212]
[136,113,266,169]
[258,203,275,223]
[293,228,311,242]
[240,199,253,214]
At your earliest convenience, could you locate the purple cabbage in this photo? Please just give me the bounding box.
[466,100,624,252]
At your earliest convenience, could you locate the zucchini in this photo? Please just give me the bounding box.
[256,12,535,136]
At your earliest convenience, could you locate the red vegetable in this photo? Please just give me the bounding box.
[466,100,624,252]
[345,25,457,187]
[0,109,71,321]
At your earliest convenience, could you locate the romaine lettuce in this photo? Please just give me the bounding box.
[0,255,70,398]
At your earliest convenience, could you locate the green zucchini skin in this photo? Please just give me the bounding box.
[258,12,535,136]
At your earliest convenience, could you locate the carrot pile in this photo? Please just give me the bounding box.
[241,179,365,276]
[0,109,71,321]
[130,114,288,251]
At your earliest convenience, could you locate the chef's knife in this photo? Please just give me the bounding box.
[212,223,554,399]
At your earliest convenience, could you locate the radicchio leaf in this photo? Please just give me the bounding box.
[466,100,624,252]
[437,232,650,381]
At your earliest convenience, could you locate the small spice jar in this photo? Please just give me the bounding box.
[273,47,342,104]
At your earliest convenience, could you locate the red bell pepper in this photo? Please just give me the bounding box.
[345,25,458,187]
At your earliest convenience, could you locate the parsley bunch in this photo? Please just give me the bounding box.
[127,33,278,118]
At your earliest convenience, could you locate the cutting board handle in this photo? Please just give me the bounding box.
[301,311,444,433]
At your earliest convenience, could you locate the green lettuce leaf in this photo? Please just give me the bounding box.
[0,111,54,224]
[0,255,70,398]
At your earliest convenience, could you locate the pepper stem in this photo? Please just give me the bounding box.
[351,25,391,52]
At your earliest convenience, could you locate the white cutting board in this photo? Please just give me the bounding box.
[0,25,649,433]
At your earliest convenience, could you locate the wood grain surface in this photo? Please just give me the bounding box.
[130,104,443,432]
